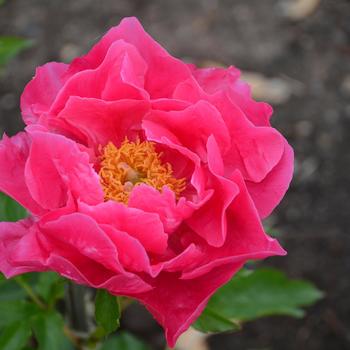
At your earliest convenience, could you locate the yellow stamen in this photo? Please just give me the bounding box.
[99,139,186,204]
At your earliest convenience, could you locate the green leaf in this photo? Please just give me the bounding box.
[193,308,241,333]
[0,300,40,328]
[101,332,150,350]
[0,273,39,302]
[0,192,27,222]
[0,37,32,68]
[95,289,121,335]
[0,321,32,350]
[0,277,27,301]
[35,272,65,306]
[32,312,73,350]
[196,268,323,333]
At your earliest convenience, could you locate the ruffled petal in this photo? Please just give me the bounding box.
[229,125,285,183]
[0,133,45,215]
[39,214,152,290]
[78,201,168,255]
[141,124,213,211]
[39,214,152,292]
[193,66,272,127]
[25,131,103,210]
[40,213,124,273]
[150,243,204,277]
[246,142,294,218]
[57,97,150,149]
[49,40,148,116]
[174,83,285,184]
[100,224,151,273]
[183,170,286,280]
[128,185,194,234]
[21,62,69,124]
[0,219,47,277]
[70,17,192,98]
[144,101,230,161]
[47,254,152,294]
[186,136,239,247]
[0,217,152,293]
[136,262,244,347]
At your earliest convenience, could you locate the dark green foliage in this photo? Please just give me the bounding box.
[95,289,121,336]
[195,268,323,333]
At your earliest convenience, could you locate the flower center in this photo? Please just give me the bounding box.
[99,139,186,204]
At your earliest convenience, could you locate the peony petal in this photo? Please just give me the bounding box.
[136,262,244,347]
[172,76,204,103]
[0,219,47,277]
[40,213,124,273]
[100,224,151,273]
[186,136,239,247]
[140,128,213,210]
[144,101,230,161]
[0,218,152,293]
[49,40,148,116]
[151,98,190,112]
[150,243,204,277]
[70,17,192,98]
[230,125,285,183]
[173,78,285,184]
[193,66,272,127]
[78,201,168,255]
[128,185,194,234]
[184,170,286,279]
[21,62,69,124]
[57,97,150,149]
[46,254,152,294]
[246,142,294,218]
[25,131,103,210]
[0,133,45,215]
[39,214,152,291]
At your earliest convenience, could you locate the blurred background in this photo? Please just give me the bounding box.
[0,0,349,349]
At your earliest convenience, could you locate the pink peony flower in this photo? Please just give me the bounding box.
[0,17,293,346]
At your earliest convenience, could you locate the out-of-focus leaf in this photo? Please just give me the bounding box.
[0,272,46,302]
[0,192,27,221]
[0,321,32,350]
[0,277,27,301]
[95,289,121,335]
[195,268,323,333]
[101,332,150,350]
[35,272,65,306]
[0,37,32,67]
[32,312,73,350]
[0,300,40,328]
[193,308,240,333]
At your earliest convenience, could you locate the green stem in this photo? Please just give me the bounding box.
[15,276,46,310]
[15,276,85,349]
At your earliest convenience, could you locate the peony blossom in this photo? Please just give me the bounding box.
[0,17,293,346]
